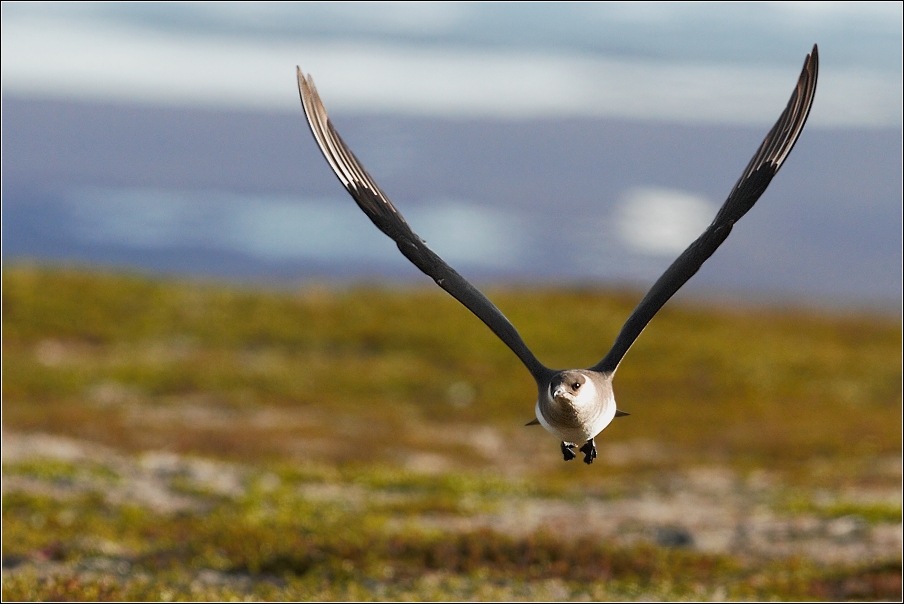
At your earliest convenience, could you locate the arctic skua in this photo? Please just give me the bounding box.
[296,45,818,465]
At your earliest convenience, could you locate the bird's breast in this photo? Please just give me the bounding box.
[535,376,616,442]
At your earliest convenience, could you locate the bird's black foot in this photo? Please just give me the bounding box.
[580,439,597,465]
[561,441,577,461]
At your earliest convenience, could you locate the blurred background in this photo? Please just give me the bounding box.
[3,4,902,599]
[3,1,902,308]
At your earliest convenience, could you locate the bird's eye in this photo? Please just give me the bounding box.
[573,382,581,390]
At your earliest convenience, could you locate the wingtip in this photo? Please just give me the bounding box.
[297,68,320,108]
[297,66,315,88]
[296,67,308,105]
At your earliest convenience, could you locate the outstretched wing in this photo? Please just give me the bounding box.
[297,67,552,383]
[592,45,819,374]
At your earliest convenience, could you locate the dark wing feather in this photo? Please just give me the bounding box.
[592,45,818,374]
[297,67,552,383]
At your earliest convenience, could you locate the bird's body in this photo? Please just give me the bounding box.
[296,46,819,464]
[536,370,615,444]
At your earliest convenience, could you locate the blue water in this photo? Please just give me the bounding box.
[3,96,900,308]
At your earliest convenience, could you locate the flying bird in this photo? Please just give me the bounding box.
[296,45,818,465]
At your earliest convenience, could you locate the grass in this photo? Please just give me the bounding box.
[2,459,900,601]
[3,265,899,478]
[781,494,903,525]
[2,265,901,600]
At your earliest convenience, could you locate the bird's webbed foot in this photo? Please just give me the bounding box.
[561,441,577,461]
[580,439,597,465]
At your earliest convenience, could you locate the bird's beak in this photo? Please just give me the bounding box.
[553,387,568,401]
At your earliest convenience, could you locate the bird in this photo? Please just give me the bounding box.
[296,45,819,465]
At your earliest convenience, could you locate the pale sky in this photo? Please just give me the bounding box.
[2,2,901,127]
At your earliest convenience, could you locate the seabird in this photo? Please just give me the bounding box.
[296,45,818,465]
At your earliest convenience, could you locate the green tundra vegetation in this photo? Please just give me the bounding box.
[2,265,901,600]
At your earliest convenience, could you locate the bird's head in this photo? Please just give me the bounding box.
[550,370,588,405]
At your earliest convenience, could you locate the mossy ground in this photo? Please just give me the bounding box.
[2,265,901,600]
